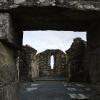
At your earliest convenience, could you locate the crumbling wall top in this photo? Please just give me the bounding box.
[0,0,100,11]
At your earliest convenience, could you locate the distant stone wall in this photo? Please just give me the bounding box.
[66,38,90,82]
[36,51,50,77]
[18,45,38,81]
[31,58,39,80]
[37,49,66,77]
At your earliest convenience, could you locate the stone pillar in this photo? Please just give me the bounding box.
[0,42,18,100]
[0,13,20,100]
[87,22,100,85]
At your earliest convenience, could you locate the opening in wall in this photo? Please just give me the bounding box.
[20,30,87,79]
[50,55,54,69]
[23,31,86,53]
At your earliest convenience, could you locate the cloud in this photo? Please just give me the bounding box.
[23,31,86,53]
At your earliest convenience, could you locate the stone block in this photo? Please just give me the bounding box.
[0,88,3,100]
[0,82,18,100]
[0,13,9,39]
[0,13,21,45]
[0,42,17,83]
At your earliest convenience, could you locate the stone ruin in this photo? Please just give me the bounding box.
[66,38,90,82]
[18,46,67,80]
[37,49,66,77]
[17,38,90,83]
[17,45,39,81]
[17,38,89,83]
[0,0,100,100]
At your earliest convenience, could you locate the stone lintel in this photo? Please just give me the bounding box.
[0,0,100,11]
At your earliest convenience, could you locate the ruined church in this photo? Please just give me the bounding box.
[0,0,100,100]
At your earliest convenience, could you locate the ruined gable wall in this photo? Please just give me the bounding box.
[37,49,66,77]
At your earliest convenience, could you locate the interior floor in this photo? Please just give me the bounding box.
[18,79,99,100]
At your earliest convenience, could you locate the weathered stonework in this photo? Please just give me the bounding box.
[0,12,19,100]
[66,38,90,82]
[0,0,100,99]
[0,0,100,11]
[18,45,38,81]
[0,41,18,100]
[0,82,18,100]
[86,23,100,86]
[0,13,22,46]
[0,42,17,84]
[37,49,66,77]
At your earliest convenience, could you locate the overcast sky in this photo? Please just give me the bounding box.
[23,31,86,53]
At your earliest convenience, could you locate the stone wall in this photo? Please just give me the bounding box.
[0,82,18,100]
[66,38,90,82]
[0,42,18,100]
[86,23,100,86]
[18,45,39,81]
[0,1,100,99]
[0,0,100,11]
[36,51,50,77]
[0,13,19,100]
[0,13,22,46]
[37,49,66,77]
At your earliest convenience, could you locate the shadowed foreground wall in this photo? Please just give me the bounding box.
[66,38,90,82]
[87,24,100,86]
[0,13,18,100]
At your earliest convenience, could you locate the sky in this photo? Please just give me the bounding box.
[23,31,86,53]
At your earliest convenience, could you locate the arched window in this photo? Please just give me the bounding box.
[50,55,54,69]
